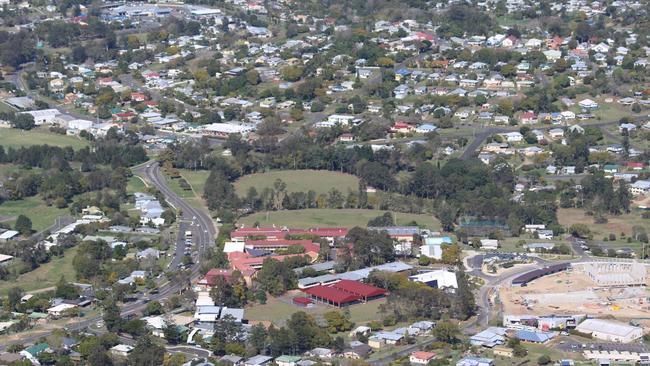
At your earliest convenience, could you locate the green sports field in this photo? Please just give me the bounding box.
[238,208,440,229]
[0,127,89,150]
[234,170,359,197]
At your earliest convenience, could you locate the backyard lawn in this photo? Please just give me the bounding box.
[234,170,359,197]
[0,127,89,150]
[238,208,440,229]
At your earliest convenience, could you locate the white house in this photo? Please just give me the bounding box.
[630,180,650,196]
[578,99,599,109]
[110,344,134,357]
[500,132,523,143]
[47,303,78,318]
[19,109,60,125]
[327,114,357,126]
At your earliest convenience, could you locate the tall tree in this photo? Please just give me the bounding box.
[128,335,165,366]
[14,215,32,236]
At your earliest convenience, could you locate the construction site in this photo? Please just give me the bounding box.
[499,261,650,320]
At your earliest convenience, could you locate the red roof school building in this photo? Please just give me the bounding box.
[301,280,387,307]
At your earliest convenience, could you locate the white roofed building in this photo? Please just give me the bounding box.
[575,319,643,343]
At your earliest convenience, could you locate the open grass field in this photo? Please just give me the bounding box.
[0,127,89,150]
[234,170,359,197]
[0,196,68,231]
[245,294,385,327]
[179,169,209,196]
[0,246,78,296]
[126,175,147,195]
[238,208,440,229]
[557,208,647,239]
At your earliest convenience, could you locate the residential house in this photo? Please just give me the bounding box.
[20,343,51,364]
[578,99,599,110]
[410,352,437,365]
[276,356,302,366]
[343,342,372,359]
[549,128,564,139]
[244,355,273,366]
[470,327,507,347]
[368,332,403,348]
[630,180,650,196]
[457,357,494,366]
[110,344,134,357]
[306,348,334,359]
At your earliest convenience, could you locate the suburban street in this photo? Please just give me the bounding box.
[0,161,216,359]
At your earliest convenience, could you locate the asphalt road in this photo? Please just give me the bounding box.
[0,161,216,357]
[458,118,636,161]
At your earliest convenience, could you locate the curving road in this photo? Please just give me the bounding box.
[0,161,216,355]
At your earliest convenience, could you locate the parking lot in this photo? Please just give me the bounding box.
[557,341,650,353]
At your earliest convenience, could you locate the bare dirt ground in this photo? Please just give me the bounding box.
[499,270,650,319]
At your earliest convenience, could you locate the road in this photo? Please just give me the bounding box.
[0,161,216,358]
[458,118,639,161]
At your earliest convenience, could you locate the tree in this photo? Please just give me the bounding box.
[102,299,123,332]
[343,227,395,269]
[367,212,394,227]
[453,272,476,320]
[128,336,165,366]
[538,355,551,365]
[5,287,23,311]
[569,223,591,238]
[163,323,182,345]
[11,114,35,130]
[14,215,32,236]
[433,321,459,343]
[323,311,354,333]
[256,258,298,296]
[441,243,462,265]
[55,276,79,300]
[144,301,164,316]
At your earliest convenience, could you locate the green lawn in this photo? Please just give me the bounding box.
[179,169,209,196]
[0,127,89,150]
[163,174,195,199]
[126,175,147,195]
[238,208,440,229]
[0,246,79,296]
[0,196,68,231]
[245,296,386,326]
[234,170,359,197]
